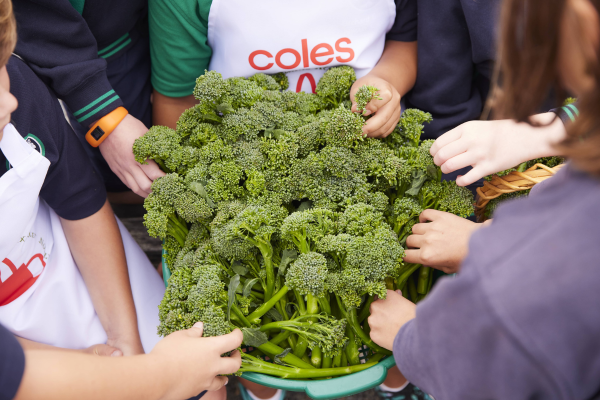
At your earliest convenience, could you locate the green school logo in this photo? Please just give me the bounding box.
[5,134,45,170]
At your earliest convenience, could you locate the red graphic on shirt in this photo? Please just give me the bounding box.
[249,38,355,71]
[296,73,317,93]
[0,254,46,306]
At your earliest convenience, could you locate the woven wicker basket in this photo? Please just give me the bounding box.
[475,163,565,221]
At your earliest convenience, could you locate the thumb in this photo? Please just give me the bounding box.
[206,376,229,392]
[91,344,122,357]
[187,322,204,338]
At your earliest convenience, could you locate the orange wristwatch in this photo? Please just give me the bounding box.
[85,107,128,147]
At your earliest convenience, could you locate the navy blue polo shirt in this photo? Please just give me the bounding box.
[0,324,24,400]
[0,56,107,221]
[405,0,501,139]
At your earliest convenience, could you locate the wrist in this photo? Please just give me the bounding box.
[145,355,172,400]
[86,107,128,147]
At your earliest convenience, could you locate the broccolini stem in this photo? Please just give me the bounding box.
[332,350,343,368]
[417,266,432,294]
[155,159,169,173]
[341,351,348,368]
[311,346,323,368]
[257,342,314,369]
[347,307,392,356]
[269,330,291,346]
[239,356,377,379]
[395,263,422,288]
[345,325,361,366]
[291,290,311,358]
[426,267,435,293]
[231,303,252,328]
[293,337,310,359]
[166,227,186,247]
[322,355,333,369]
[246,285,289,324]
[303,293,321,362]
[408,276,418,303]
[357,295,375,324]
[263,250,275,300]
[368,352,386,363]
[306,294,319,316]
[168,213,189,235]
[293,289,307,315]
[317,294,332,315]
[287,334,297,352]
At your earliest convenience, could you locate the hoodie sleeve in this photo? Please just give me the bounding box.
[393,270,559,400]
[13,0,123,128]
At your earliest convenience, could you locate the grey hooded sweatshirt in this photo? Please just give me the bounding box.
[394,165,600,400]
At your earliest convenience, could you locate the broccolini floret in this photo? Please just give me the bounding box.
[133,126,182,172]
[316,66,356,108]
[354,85,382,115]
[286,252,328,297]
[193,70,231,115]
[141,68,482,376]
[322,104,366,147]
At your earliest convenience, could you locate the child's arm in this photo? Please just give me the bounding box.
[430,113,567,187]
[15,336,123,356]
[15,324,243,400]
[153,91,197,129]
[403,210,487,274]
[349,40,418,138]
[60,200,144,356]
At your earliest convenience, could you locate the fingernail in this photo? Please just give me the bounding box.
[224,378,229,386]
[111,350,122,357]
[396,290,402,295]
[364,110,372,116]
[193,322,203,329]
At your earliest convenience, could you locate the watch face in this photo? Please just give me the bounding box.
[91,126,105,140]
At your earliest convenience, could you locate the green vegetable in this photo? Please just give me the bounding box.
[136,68,475,379]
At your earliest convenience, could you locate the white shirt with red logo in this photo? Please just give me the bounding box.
[207,0,397,93]
[0,123,164,351]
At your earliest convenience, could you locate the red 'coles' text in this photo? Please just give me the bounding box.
[248,38,354,71]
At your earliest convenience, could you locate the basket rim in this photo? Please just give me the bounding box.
[161,248,396,399]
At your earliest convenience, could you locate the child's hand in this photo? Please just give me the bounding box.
[369,290,415,351]
[99,114,166,197]
[151,323,243,399]
[350,76,401,138]
[107,337,145,356]
[404,210,482,274]
[430,114,565,187]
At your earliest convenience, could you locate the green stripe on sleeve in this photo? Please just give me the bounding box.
[99,38,132,59]
[98,33,129,56]
[73,90,116,117]
[562,106,576,123]
[68,0,85,14]
[75,94,121,123]
[566,103,580,116]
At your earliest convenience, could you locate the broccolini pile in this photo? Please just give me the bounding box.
[134,66,474,378]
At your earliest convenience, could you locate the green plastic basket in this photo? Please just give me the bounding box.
[161,248,396,399]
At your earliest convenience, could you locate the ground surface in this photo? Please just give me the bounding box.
[114,204,379,400]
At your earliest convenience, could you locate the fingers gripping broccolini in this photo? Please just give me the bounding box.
[134,67,475,378]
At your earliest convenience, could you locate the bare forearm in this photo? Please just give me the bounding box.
[523,113,568,159]
[153,90,197,129]
[60,200,141,352]
[15,351,167,400]
[16,337,74,352]
[365,40,417,97]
